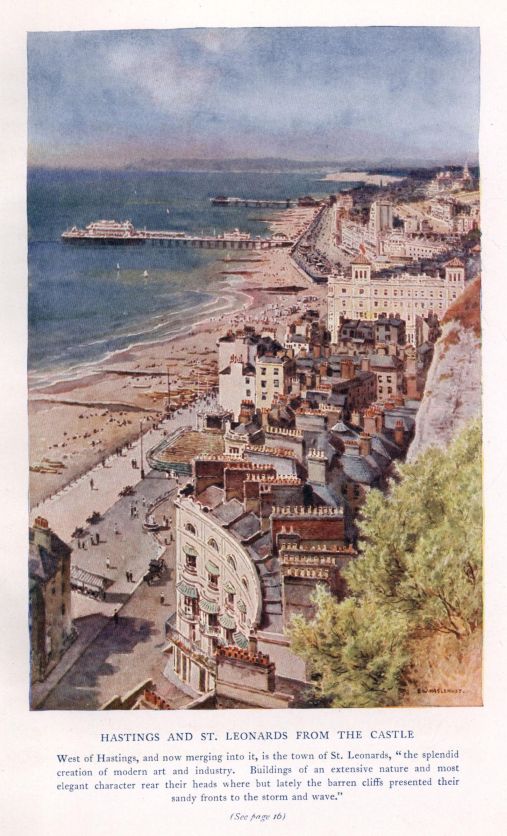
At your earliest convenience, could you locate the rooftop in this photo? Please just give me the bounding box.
[156,429,225,465]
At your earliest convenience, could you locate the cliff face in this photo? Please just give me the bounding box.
[407,278,481,462]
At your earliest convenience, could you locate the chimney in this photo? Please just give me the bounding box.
[350,410,362,428]
[375,409,385,433]
[340,358,354,380]
[307,449,327,485]
[260,408,270,428]
[394,419,405,446]
[359,432,372,457]
[239,399,255,424]
[363,408,377,436]
[248,632,258,655]
[32,516,51,549]
[361,356,370,372]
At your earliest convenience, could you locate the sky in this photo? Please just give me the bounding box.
[27,27,480,168]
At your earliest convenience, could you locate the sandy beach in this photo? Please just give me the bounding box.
[29,205,328,508]
[322,170,405,186]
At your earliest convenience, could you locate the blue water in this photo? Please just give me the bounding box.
[28,168,341,384]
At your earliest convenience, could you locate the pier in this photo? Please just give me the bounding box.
[62,220,294,249]
[210,196,293,208]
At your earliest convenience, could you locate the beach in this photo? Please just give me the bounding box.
[29,205,328,508]
[322,170,405,186]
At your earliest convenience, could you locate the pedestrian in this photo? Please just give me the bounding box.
[106,558,110,570]
[125,571,129,582]
[160,593,165,605]
[90,478,94,490]
[113,609,118,625]
[96,532,100,545]
[114,524,119,536]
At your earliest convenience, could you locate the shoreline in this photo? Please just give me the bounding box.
[29,205,325,508]
[321,170,405,185]
[28,277,253,393]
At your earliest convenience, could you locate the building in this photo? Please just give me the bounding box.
[374,316,406,347]
[368,198,394,242]
[255,354,295,408]
[218,358,256,420]
[29,517,74,685]
[366,353,405,402]
[327,256,466,346]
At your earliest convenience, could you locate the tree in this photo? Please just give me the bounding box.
[288,421,482,707]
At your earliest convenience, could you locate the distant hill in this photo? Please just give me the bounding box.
[122,157,468,174]
[123,157,343,173]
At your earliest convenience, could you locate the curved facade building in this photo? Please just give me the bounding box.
[168,493,263,694]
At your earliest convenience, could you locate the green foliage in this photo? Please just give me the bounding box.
[288,421,483,707]
[290,591,410,707]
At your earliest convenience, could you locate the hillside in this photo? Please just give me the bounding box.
[404,277,482,706]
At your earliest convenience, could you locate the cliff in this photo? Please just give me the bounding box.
[407,277,481,462]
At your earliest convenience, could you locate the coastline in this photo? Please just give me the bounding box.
[29,205,326,508]
[321,170,405,185]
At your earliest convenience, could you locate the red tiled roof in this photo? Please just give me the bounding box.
[352,253,371,265]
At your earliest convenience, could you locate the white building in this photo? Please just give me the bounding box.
[328,255,465,346]
[168,492,263,694]
[218,358,256,420]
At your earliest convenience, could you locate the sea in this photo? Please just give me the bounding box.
[28,168,343,388]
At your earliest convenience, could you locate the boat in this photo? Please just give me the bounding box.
[143,270,149,278]
[116,263,120,270]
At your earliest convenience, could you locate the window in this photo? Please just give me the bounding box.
[261,380,267,389]
[241,577,249,591]
[208,572,219,591]
[273,368,279,375]
[208,538,219,551]
[227,591,235,606]
[227,555,237,571]
[184,522,196,534]
[208,613,219,628]
[261,367,266,375]
[184,596,196,617]
[186,554,197,572]
[274,380,280,387]
[245,378,250,384]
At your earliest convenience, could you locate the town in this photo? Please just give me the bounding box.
[29,164,481,710]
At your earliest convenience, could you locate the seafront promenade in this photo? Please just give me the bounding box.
[29,400,218,709]
[30,397,214,542]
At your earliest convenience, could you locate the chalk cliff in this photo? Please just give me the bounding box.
[407,277,481,462]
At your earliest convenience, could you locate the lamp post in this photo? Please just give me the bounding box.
[140,418,145,479]
[165,365,171,417]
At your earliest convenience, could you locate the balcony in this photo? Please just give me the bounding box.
[178,608,198,624]
[165,619,216,670]
[183,562,198,577]
[199,621,220,637]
